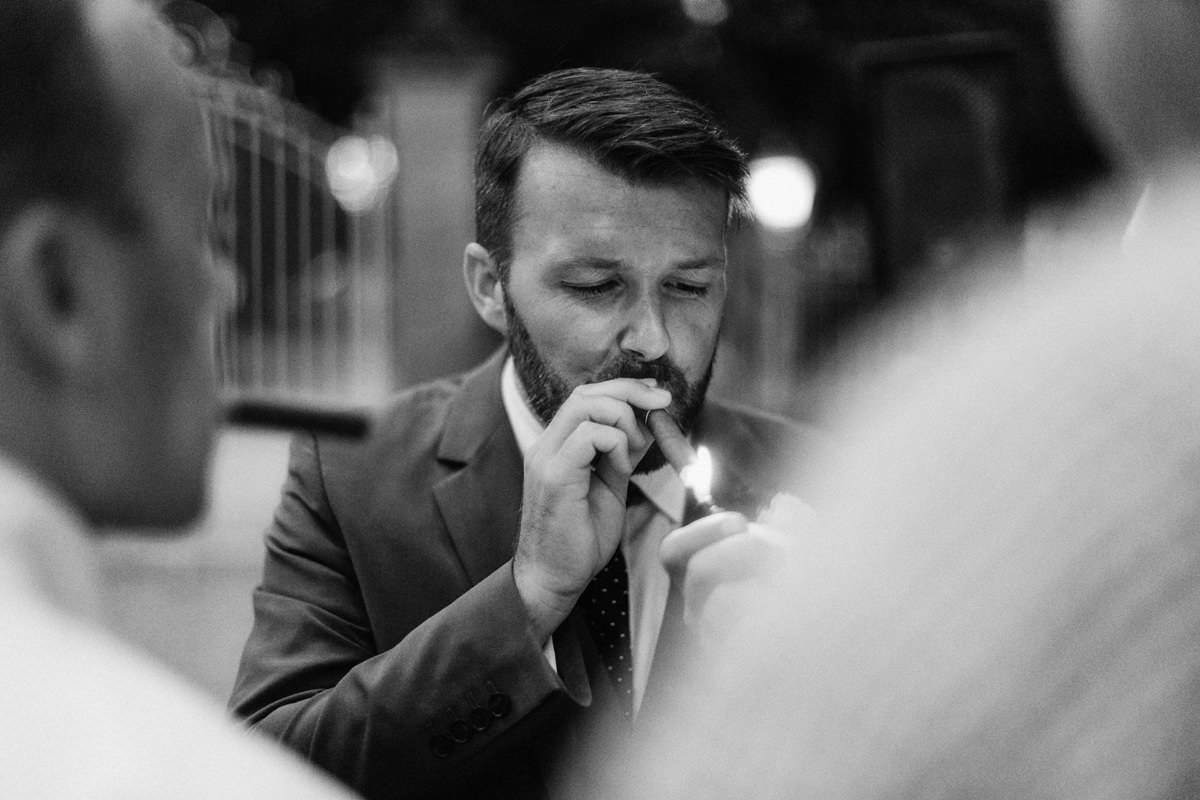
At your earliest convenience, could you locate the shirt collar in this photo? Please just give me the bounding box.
[0,452,100,621]
[500,356,685,523]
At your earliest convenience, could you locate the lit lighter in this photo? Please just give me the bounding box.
[645,408,723,519]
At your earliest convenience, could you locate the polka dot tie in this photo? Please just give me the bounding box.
[580,485,644,719]
[582,548,633,718]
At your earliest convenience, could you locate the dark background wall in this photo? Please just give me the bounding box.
[187,0,1110,208]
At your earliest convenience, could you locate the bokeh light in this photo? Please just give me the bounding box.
[326,134,399,214]
[747,154,817,231]
[681,0,729,26]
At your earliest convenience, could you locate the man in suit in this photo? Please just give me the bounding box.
[230,67,820,799]
[0,0,356,795]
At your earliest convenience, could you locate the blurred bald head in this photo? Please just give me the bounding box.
[1057,0,1200,175]
[0,0,221,527]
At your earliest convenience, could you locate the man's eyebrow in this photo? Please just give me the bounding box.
[549,256,726,273]
[673,257,726,271]
[550,256,625,272]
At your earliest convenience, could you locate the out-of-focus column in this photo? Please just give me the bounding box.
[367,56,501,387]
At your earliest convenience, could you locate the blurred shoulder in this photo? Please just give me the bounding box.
[0,601,355,799]
[702,395,830,455]
[700,396,833,498]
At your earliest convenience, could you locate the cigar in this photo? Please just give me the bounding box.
[644,408,697,474]
[644,408,722,517]
[223,393,372,439]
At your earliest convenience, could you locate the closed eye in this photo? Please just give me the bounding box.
[564,280,620,297]
[667,281,710,297]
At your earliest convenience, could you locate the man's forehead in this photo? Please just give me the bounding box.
[511,142,728,231]
[87,0,137,32]
[86,0,164,65]
[86,0,199,131]
[513,141,723,200]
[86,0,209,202]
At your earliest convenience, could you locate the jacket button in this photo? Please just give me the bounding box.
[469,707,492,731]
[449,720,472,743]
[487,692,512,718]
[429,734,454,758]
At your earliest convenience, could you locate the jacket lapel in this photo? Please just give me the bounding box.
[432,349,525,586]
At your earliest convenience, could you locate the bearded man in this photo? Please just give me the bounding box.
[230,67,822,800]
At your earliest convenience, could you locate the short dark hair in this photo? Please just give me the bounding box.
[474,67,748,275]
[0,0,138,232]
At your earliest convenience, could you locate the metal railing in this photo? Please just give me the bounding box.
[176,3,397,411]
[203,78,396,406]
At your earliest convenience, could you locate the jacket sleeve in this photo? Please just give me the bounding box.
[228,433,590,799]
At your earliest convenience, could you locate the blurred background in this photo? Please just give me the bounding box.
[98,0,1134,701]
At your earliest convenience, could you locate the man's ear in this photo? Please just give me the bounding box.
[463,242,507,335]
[0,204,94,377]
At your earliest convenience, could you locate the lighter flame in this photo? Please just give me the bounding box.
[680,445,715,505]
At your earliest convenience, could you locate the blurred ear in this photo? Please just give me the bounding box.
[463,242,507,335]
[0,204,96,377]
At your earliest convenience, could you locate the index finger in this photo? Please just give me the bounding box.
[540,382,668,457]
[659,511,748,576]
[572,377,672,411]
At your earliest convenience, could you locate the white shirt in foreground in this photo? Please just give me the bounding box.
[0,453,358,799]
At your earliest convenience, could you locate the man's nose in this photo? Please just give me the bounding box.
[619,291,670,362]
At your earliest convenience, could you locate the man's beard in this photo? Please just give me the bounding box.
[505,293,713,473]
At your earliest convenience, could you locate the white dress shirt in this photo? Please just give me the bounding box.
[0,453,357,798]
[500,358,686,714]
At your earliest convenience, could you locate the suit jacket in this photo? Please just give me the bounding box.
[230,348,823,799]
